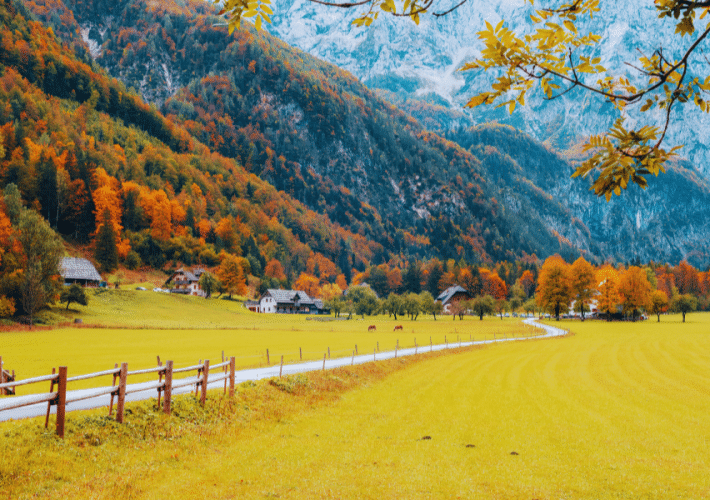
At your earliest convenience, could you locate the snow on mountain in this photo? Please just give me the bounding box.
[266,0,710,175]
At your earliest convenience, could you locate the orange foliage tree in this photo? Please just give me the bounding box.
[92,168,130,258]
[617,266,652,321]
[596,265,621,321]
[293,272,321,298]
[481,270,507,300]
[569,257,597,321]
[217,253,247,299]
[264,258,286,281]
[536,255,571,320]
[519,270,536,298]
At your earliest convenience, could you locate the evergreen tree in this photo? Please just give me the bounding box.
[95,208,118,273]
[426,261,443,296]
[403,262,422,294]
[37,152,58,228]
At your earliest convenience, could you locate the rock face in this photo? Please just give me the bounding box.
[266,0,710,175]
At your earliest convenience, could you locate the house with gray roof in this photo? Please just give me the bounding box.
[59,257,102,287]
[436,285,471,313]
[165,267,206,297]
[258,289,328,314]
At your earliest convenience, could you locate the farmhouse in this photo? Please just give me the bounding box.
[258,289,329,314]
[164,267,206,297]
[436,285,472,313]
[59,257,102,287]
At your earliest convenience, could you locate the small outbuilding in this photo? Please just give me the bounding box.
[59,257,102,287]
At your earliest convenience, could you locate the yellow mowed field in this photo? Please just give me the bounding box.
[0,289,532,390]
[2,313,708,498]
[161,314,707,499]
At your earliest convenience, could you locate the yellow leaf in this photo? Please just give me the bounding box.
[255,14,262,30]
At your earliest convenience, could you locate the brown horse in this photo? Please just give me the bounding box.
[393,325,403,331]
[368,325,376,331]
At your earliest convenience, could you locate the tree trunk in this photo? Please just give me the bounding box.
[657,313,660,322]
[682,312,686,323]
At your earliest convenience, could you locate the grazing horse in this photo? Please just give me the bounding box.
[393,325,403,332]
[368,325,376,331]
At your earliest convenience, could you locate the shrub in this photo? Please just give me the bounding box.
[124,251,142,270]
[0,295,16,318]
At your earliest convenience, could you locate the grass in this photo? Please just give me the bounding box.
[0,288,533,391]
[2,314,709,498]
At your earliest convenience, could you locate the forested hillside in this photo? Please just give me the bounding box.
[21,0,589,265]
[0,0,382,297]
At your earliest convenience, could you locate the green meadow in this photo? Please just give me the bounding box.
[2,296,709,498]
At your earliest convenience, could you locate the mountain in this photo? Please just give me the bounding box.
[447,124,710,267]
[14,0,710,268]
[265,0,710,175]
[21,0,595,265]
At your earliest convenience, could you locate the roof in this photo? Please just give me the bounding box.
[264,289,316,305]
[436,285,470,305]
[167,268,199,283]
[59,257,102,282]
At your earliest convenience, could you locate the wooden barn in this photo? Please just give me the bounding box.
[59,257,102,287]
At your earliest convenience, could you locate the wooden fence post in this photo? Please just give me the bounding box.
[395,345,397,358]
[279,355,284,378]
[0,356,4,394]
[445,335,447,347]
[116,362,128,424]
[351,351,354,365]
[163,360,173,415]
[157,357,164,408]
[200,360,209,405]
[266,349,270,366]
[222,351,227,394]
[374,347,376,361]
[377,341,379,352]
[55,366,67,438]
[299,347,302,361]
[355,344,358,355]
[45,367,56,428]
[328,347,330,359]
[108,363,118,416]
[229,357,235,398]
[322,353,326,371]
[195,360,202,399]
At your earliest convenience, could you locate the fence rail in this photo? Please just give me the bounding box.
[0,322,555,438]
[0,354,236,438]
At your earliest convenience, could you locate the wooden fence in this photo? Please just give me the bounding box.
[0,354,236,438]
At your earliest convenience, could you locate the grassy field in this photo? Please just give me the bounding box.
[0,289,534,391]
[1,313,708,498]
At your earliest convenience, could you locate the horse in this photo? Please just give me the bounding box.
[368,325,376,331]
[393,325,403,331]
